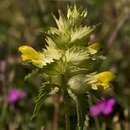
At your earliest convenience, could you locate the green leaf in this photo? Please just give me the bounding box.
[53,10,69,33]
[78,94,89,130]
[67,5,87,26]
[24,69,39,81]
[70,26,93,44]
[32,81,51,118]
[64,47,90,63]
[83,114,89,130]
[66,65,88,75]
[67,88,77,102]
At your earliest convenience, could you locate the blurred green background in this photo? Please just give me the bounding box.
[0,0,130,130]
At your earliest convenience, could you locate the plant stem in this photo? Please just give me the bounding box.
[52,95,60,130]
[102,122,106,130]
[0,97,8,123]
[62,73,71,130]
[0,63,8,124]
[94,117,100,130]
[76,97,81,130]
[64,94,70,130]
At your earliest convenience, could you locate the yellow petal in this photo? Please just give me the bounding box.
[96,71,115,82]
[88,42,100,51]
[18,45,40,61]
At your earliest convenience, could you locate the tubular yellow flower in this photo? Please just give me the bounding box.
[94,71,115,89]
[18,45,44,68]
[96,71,114,82]
[87,42,100,54]
[87,71,115,90]
[88,42,100,51]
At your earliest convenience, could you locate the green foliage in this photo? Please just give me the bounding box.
[32,81,51,118]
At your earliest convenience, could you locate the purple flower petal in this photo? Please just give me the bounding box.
[7,88,27,104]
[89,98,116,117]
[102,98,116,115]
[89,104,102,117]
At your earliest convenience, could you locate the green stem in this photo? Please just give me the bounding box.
[62,73,70,130]
[0,98,8,123]
[52,95,60,130]
[102,122,106,130]
[0,68,8,125]
[94,117,100,130]
[64,95,70,130]
[76,97,82,130]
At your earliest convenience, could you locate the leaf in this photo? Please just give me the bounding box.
[66,65,88,75]
[44,37,62,61]
[78,94,89,129]
[67,5,87,26]
[47,29,70,49]
[49,87,59,95]
[24,69,39,80]
[64,47,90,63]
[53,10,69,32]
[70,26,93,44]
[32,81,51,118]
[67,88,77,102]
[83,114,89,130]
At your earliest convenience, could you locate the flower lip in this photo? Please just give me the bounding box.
[18,45,45,68]
[91,71,115,90]
[95,71,115,82]
[18,45,41,61]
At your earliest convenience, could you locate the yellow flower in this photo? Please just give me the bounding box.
[87,42,100,54]
[88,42,100,50]
[87,71,115,90]
[18,45,45,68]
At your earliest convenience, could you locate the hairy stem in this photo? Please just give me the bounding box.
[76,97,82,130]
[61,73,71,130]
[52,95,60,130]
[64,94,70,130]
[94,116,100,130]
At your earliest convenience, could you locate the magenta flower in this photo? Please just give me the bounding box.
[89,104,101,117]
[89,98,116,117]
[7,88,27,104]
